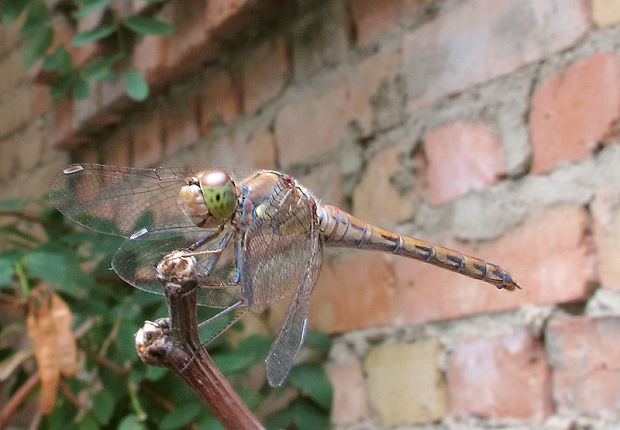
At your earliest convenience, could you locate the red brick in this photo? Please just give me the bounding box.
[352,144,415,226]
[164,1,214,75]
[0,48,25,97]
[163,99,201,157]
[299,253,397,334]
[447,330,553,422]
[103,130,131,166]
[591,188,620,289]
[300,163,344,209]
[394,205,596,324]
[547,316,620,418]
[403,0,589,109]
[0,136,18,181]
[50,97,74,147]
[199,69,240,136]
[0,87,29,139]
[275,49,399,167]
[351,0,401,47]
[326,356,369,425]
[15,124,44,171]
[29,84,51,119]
[242,37,288,114]
[133,112,163,168]
[206,0,252,29]
[531,53,620,174]
[246,128,276,170]
[425,122,506,205]
[275,76,348,167]
[0,17,23,55]
[133,35,170,88]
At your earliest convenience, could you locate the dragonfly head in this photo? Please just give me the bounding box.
[179,169,237,227]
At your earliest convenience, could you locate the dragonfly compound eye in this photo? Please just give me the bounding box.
[196,170,237,220]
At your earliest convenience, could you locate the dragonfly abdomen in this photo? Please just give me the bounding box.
[317,205,518,291]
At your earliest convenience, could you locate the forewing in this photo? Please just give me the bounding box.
[49,164,199,237]
[112,225,241,308]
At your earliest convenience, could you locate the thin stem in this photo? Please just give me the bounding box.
[0,372,41,429]
[15,262,29,297]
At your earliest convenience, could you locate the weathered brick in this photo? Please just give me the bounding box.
[531,53,620,174]
[164,1,213,75]
[290,1,348,82]
[275,49,400,167]
[103,130,131,166]
[425,122,506,205]
[242,37,288,114]
[133,34,170,88]
[133,112,163,168]
[365,340,448,426]
[352,144,414,226]
[245,128,276,169]
[199,70,240,136]
[351,0,401,47]
[300,163,344,209]
[0,48,25,97]
[326,356,369,425]
[275,76,348,167]
[591,188,620,290]
[0,17,23,55]
[29,84,51,119]
[0,87,30,139]
[547,316,620,419]
[205,0,252,29]
[0,136,18,181]
[304,253,396,334]
[403,0,589,109]
[15,124,44,171]
[51,97,74,147]
[447,330,553,422]
[394,205,596,324]
[592,0,620,26]
[163,99,201,157]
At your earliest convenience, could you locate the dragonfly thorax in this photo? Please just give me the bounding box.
[179,169,237,228]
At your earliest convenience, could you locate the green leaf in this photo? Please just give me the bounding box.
[212,352,254,374]
[122,15,173,35]
[0,0,30,23]
[304,330,331,354]
[92,389,115,425]
[160,403,201,430]
[23,26,53,67]
[78,415,100,430]
[82,54,121,81]
[51,71,78,100]
[0,198,24,210]
[290,398,330,430]
[72,0,110,19]
[43,45,72,73]
[123,71,149,101]
[288,363,333,410]
[72,78,90,99]
[21,245,93,296]
[19,1,49,36]
[118,415,146,430]
[0,250,21,286]
[72,25,115,46]
[198,417,224,430]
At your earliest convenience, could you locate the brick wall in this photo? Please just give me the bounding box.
[5,0,620,428]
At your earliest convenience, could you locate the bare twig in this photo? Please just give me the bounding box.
[0,371,41,429]
[135,253,263,430]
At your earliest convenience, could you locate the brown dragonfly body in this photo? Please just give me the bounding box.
[317,205,518,291]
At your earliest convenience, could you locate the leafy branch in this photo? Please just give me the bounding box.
[0,0,174,101]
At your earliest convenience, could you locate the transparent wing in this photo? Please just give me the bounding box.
[49,164,201,237]
[265,223,321,387]
[112,225,242,308]
[237,176,322,385]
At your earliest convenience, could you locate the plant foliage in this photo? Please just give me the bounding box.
[0,197,333,429]
[0,0,174,101]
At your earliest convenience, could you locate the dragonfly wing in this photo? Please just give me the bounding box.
[112,225,241,308]
[239,176,320,312]
[50,164,200,237]
[265,227,321,387]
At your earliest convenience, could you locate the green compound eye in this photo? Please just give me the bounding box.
[197,170,236,220]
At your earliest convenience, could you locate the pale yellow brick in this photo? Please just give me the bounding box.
[365,340,448,426]
[593,0,620,26]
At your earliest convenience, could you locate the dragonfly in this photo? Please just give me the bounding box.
[50,164,518,386]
